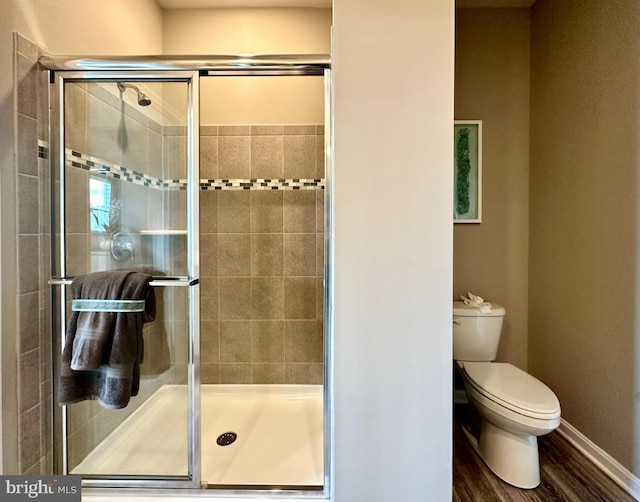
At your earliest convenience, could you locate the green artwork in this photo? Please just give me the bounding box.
[456,128,471,216]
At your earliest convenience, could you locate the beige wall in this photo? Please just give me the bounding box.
[454,8,530,369]
[163,8,331,54]
[333,0,454,500]
[529,0,640,474]
[163,8,331,125]
[3,0,163,55]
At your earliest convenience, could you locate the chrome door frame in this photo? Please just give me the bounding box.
[44,55,333,498]
[51,70,201,490]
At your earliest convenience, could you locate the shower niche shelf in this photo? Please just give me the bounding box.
[139,229,188,236]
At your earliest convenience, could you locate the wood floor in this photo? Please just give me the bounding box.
[453,404,635,501]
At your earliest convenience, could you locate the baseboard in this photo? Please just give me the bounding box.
[557,419,640,500]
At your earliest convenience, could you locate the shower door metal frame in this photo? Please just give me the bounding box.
[50,69,202,490]
[43,55,333,498]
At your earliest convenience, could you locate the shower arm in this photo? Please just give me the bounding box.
[117,82,152,106]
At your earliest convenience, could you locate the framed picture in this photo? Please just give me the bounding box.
[454,120,482,223]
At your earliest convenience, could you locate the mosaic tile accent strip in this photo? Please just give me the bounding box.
[37,143,325,191]
[66,149,168,188]
[200,179,325,190]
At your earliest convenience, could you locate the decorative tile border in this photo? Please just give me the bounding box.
[38,142,325,191]
[67,149,166,188]
[200,178,325,191]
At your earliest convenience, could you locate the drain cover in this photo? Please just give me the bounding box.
[216,432,237,446]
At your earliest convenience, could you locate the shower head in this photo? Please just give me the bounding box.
[137,92,152,107]
[117,82,152,106]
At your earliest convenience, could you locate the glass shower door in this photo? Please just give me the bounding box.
[51,72,200,487]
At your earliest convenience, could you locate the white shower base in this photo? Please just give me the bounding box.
[72,384,324,487]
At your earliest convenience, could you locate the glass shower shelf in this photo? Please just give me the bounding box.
[139,229,188,235]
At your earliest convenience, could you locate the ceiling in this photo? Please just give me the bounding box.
[456,0,535,6]
[156,0,534,9]
[156,0,331,8]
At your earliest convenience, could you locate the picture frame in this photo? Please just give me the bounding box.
[454,120,482,223]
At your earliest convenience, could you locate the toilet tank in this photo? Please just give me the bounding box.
[453,301,506,361]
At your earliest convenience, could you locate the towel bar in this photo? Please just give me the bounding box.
[48,277,199,287]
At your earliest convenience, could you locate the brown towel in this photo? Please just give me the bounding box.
[58,271,156,409]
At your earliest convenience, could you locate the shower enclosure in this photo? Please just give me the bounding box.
[44,56,331,494]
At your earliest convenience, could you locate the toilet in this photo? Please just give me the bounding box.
[453,300,561,489]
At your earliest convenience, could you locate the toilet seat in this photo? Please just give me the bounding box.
[460,362,560,420]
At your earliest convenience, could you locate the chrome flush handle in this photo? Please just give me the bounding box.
[453,317,462,325]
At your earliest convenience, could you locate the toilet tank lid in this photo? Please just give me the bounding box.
[453,301,505,317]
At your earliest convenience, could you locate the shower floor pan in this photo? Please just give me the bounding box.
[71,384,324,486]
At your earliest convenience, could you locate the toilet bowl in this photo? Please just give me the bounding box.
[453,300,561,489]
[457,361,561,489]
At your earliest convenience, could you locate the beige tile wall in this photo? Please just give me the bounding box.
[199,125,325,384]
[15,33,52,475]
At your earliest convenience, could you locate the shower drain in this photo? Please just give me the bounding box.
[216,432,238,446]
